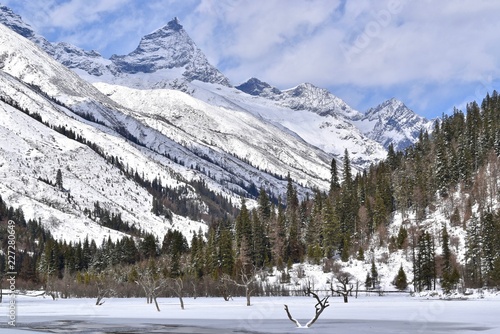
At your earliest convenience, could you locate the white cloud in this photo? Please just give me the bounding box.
[48,0,129,29]
[188,0,342,84]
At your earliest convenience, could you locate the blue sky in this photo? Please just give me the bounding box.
[3,0,500,119]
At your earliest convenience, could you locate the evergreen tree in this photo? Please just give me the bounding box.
[140,233,157,259]
[482,211,500,287]
[387,143,398,170]
[357,247,365,261]
[440,225,460,293]
[394,265,408,291]
[329,158,340,196]
[205,226,219,279]
[235,198,252,251]
[340,237,350,262]
[270,199,286,269]
[258,187,271,223]
[441,225,452,273]
[435,135,450,197]
[414,232,436,291]
[55,169,63,190]
[464,215,483,288]
[370,258,379,289]
[372,190,388,228]
[397,225,408,249]
[305,190,323,247]
[189,231,205,279]
[252,209,268,267]
[365,272,372,290]
[342,149,352,189]
[285,174,303,263]
[322,199,340,258]
[338,150,357,241]
[457,133,472,186]
[219,229,234,276]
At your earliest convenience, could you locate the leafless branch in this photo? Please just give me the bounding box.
[222,267,259,306]
[305,287,330,327]
[283,304,301,327]
[331,271,354,303]
[284,286,330,328]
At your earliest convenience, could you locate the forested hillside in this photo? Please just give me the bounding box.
[1,91,500,299]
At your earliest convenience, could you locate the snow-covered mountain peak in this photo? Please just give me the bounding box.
[279,82,361,119]
[111,17,189,66]
[235,79,362,119]
[109,17,230,86]
[365,98,407,119]
[235,77,282,97]
[154,17,183,34]
[353,98,434,151]
[0,7,229,86]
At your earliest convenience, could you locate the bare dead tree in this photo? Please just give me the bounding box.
[190,280,197,299]
[284,286,330,328]
[330,271,354,303]
[167,277,185,310]
[218,278,233,301]
[135,265,167,312]
[41,263,57,300]
[94,273,116,306]
[222,267,258,306]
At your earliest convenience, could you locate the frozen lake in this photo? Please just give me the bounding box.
[1,293,499,333]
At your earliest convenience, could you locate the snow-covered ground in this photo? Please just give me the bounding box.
[1,293,499,333]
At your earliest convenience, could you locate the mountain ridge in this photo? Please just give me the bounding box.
[236,77,434,152]
[0,5,431,155]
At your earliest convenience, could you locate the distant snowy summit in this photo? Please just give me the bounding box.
[237,78,360,119]
[237,78,433,151]
[353,98,435,150]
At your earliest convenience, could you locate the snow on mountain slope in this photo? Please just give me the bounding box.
[191,81,387,170]
[236,79,362,119]
[0,16,336,246]
[0,73,207,243]
[94,82,332,190]
[352,98,435,151]
[0,7,396,168]
[0,5,111,77]
[1,5,433,163]
[0,5,53,53]
[0,23,242,242]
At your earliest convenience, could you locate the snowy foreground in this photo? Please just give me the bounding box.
[1,293,500,333]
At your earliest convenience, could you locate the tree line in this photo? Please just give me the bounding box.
[1,89,500,299]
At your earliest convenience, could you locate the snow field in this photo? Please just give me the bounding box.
[1,293,499,333]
